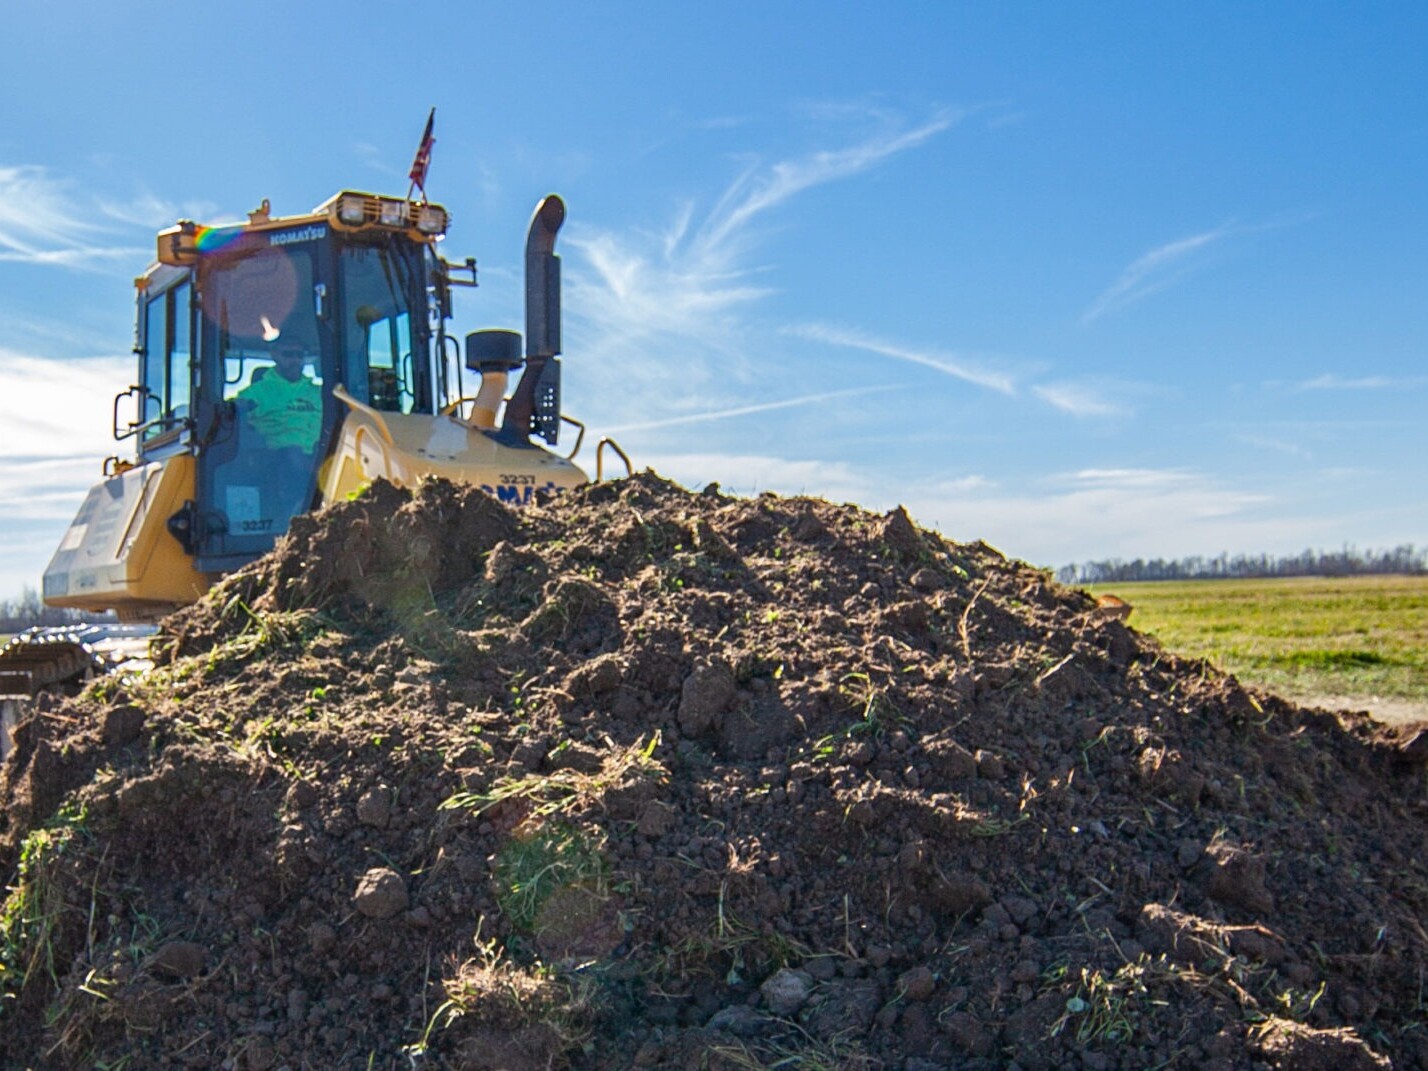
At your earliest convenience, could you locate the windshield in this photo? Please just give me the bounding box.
[201,243,322,403]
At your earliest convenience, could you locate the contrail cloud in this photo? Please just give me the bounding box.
[602,385,894,434]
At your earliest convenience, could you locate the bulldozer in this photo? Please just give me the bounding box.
[0,186,628,747]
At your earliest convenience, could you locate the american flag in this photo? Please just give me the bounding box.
[408,108,436,199]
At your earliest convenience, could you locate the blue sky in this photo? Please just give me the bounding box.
[2,2,1426,597]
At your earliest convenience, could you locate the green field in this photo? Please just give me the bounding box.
[1087,574,1428,708]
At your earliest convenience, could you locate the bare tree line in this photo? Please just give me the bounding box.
[1057,544,1427,585]
[0,587,115,632]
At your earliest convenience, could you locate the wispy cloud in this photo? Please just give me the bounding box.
[0,166,148,270]
[1065,467,1202,492]
[693,113,955,256]
[1031,381,1124,417]
[0,166,97,249]
[786,323,1017,393]
[0,314,121,355]
[899,466,1285,566]
[1297,372,1428,391]
[0,351,131,595]
[0,247,147,267]
[96,191,220,230]
[354,140,396,175]
[570,218,769,352]
[0,352,130,463]
[566,108,958,420]
[603,385,893,434]
[1234,433,1313,461]
[634,450,875,504]
[1,458,110,521]
[1082,224,1234,323]
[933,474,994,494]
[612,453,1299,569]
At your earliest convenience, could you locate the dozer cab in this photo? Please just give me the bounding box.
[1,187,628,734]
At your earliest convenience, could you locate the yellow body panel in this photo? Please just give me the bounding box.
[322,387,588,507]
[42,455,210,619]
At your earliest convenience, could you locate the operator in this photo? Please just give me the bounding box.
[237,341,322,453]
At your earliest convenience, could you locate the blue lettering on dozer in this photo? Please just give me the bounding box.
[481,482,564,506]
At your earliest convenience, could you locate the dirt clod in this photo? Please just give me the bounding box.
[353,866,408,919]
[150,940,207,979]
[1249,1017,1394,1070]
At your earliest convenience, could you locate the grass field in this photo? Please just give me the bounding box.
[1088,575,1428,711]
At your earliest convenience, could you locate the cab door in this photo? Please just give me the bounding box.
[189,233,335,573]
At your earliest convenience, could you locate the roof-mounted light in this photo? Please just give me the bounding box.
[320,190,449,240]
[416,205,448,235]
[338,194,367,225]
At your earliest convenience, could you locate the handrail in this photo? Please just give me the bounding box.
[331,384,396,446]
[561,415,586,461]
[441,332,463,404]
[112,384,145,441]
[595,437,633,482]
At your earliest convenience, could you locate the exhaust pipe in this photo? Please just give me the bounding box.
[499,195,565,445]
[525,194,564,362]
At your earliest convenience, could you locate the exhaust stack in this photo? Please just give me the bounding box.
[499,195,565,445]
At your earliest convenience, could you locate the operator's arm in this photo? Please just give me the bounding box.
[235,378,277,445]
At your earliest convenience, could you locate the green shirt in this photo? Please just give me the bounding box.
[239,373,322,451]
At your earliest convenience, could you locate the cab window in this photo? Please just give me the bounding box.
[141,281,192,440]
[364,310,413,412]
[200,246,321,405]
[338,243,425,413]
[169,283,191,421]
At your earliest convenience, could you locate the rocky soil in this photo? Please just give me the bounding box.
[3,473,1428,1070]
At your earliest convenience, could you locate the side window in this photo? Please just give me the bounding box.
[142,297,166,432]
[365,311,414,413]
[141,283,192,440]
[338,243,426,414]
[169,283,191,421]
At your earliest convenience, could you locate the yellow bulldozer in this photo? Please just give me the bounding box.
[0,186,627,744]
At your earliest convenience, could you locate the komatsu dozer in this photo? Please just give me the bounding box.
[0,187,628,739]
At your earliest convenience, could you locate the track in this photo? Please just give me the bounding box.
[0,623,155,759]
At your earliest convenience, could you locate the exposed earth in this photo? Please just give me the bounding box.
[3,473,1427,1070]
[1286,694,1428,729]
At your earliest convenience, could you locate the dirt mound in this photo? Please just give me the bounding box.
[3,473,1427,1070]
